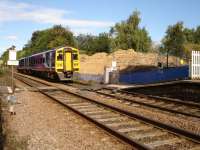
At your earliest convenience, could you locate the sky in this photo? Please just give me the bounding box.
[0,0,200,55]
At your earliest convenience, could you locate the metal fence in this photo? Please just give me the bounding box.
[119,66,189,84]
[191,51,200,79]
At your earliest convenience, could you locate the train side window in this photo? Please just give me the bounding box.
[46,52,50,67]
[72,53,78,60]
[57,54,63,61]
[43,58,45,63]
[51,52,55,67]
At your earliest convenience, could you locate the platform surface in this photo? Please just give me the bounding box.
[105,79,200,89]
[0,86,12,94]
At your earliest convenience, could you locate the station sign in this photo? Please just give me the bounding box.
[9,50,17,60]
[7,49,19,66]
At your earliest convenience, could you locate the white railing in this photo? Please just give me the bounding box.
[191,51,200,79]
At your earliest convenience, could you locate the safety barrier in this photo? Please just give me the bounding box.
[119,66,189,84]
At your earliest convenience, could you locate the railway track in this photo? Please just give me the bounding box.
[15,74,200,150]
[93,88,200,119]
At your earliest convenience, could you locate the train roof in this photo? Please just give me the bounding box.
[18,46,78,60]
[18,49,54,60]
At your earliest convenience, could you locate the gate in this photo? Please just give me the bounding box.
[191,51,200,79]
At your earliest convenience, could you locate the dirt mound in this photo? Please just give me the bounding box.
[79,49,180,75]
[119,65,158,74]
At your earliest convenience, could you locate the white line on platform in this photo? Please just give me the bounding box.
[7,86,12,93]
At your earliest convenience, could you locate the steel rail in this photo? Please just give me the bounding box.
[15,75,151,149]
[94,89,200,119]
[14,73,200,144]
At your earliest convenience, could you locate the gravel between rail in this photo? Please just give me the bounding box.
[62,83,200,135]
[47,80,200,135]
[14,72,200,148]
[2,79,132,150]
[14,73,200,135]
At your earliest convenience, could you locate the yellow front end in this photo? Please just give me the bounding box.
[55,47,80,80]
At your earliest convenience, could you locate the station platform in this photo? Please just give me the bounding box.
[105,84,137,89]
[105,79,200,90]
[0,86,12,94]
[183,79,200,84]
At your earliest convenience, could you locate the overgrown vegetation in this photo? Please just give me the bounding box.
[18,25,76,58]
[110,11,151,52]
[76,33,111,55]
[0,51,8,65]
[160,22,200,59]
[0,67,7,77]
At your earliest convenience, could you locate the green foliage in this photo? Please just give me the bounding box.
[194,26,200,44]
[161,22,200,58]
[110,11,152,52]
[0,45,17,65]
[184,28,195,43]
[161,22,186,57]
[76,33,111,55]
[17,50,26,59]
[20,25,76,58]
[0,50,9,65]
[183,43,200,59]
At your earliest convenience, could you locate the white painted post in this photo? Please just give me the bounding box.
[7,48,19,93]
[191,50,200,79]
[104,67,111,84]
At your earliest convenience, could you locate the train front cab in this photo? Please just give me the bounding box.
[55,47,79,80]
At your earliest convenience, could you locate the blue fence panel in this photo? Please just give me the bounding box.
[119,66,189,84]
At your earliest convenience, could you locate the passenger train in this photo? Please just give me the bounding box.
[18,46,80,81]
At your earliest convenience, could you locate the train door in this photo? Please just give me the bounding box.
[55,50,64,72]
[64,50,72,72]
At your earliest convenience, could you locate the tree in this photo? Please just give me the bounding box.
[161,22,200,60]
[76,33,111,55]
[194,26,200,44]
[95,33,111,53]
[161,22,186,57]
[76,34,96,54]
[0,50,9,65]
[20,25,76,58]
[48,25,75,48]
[183,28,195,43]
[183,43,200,60]
[110,11,151,52]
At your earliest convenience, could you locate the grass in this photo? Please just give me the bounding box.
[0,67,9,77]
[0,67,12,86]
[0,69,4,77]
